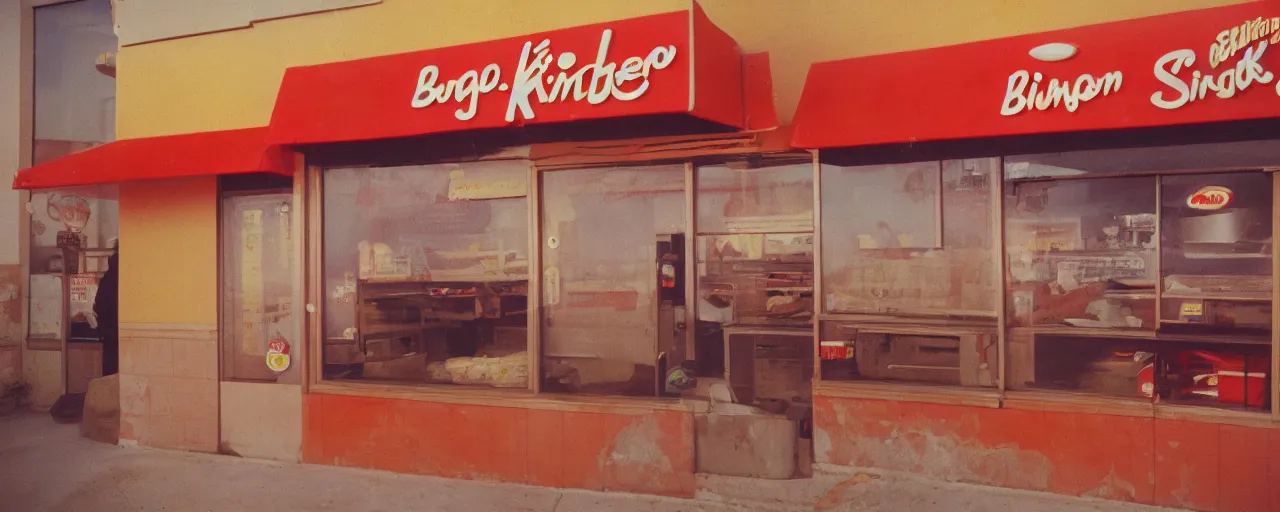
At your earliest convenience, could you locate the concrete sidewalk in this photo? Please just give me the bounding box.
[0,413,1183,512]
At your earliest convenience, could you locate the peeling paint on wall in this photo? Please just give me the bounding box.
[815,396,1279,509]
[599,415,676,491]
[816,399,1053,491]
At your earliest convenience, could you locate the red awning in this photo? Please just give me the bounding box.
[267,3,776,145]
[792,1,1280,149]
[13,127,293,190]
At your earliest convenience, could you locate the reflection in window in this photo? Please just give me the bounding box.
[322,162,531,388]
[28,0,118,351]
[540,166,685,396]
[818,159,999,388]
[220,192,298,383]
[696,161,814,328]
[821,159,998,315]
[694,161,815,395]
[1160,173,1272,329]
[1005,177,1157,329]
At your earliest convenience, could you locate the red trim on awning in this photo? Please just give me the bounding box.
[267,4,771,145]
[13,127,292,190]
[742,52,779,131]
[792,1,1280,149]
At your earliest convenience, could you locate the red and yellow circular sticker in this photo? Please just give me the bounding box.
[266,336,291,373]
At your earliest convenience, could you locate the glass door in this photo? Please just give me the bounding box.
[220,192,298,383]
[539,166,686,397]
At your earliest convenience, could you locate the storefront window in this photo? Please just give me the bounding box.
[694,161,813,383]
[1160,172,1272,329]
[29,0,117,351]
[821,159,998,315]
[817,158,999,388]
[1004,145,1273,413]
[540,165,684,397]
[321,162,531,388]
[1005,177,1158,329]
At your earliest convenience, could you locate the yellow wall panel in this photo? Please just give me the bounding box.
[116,0,1252,139]
[118,177,218,325]
[115,0,689,138]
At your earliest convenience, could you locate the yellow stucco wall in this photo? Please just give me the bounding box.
[113,0,1252,323]
[118,177,217,325]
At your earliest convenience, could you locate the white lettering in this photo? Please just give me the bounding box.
[501,30,677,122]
[506,39,554,122]
[1210,17,1280,68]
[1151,42,1274,110]
[586,30,617,105]
[1000,69,1120,116]
[1000,71,1029,116]
[1151,50,1197,109]
[414,29,678,123]
[412,63,501,120]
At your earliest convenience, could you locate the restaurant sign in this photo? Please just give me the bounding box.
[1003,16,1280,116]
[267,9,743,146]
[791,3,1280,149]
[411,29,678,122]
[1187,186,1233,210]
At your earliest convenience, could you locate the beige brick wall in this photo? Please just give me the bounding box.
[119,323,218,452]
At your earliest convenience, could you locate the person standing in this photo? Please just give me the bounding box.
[94,240,119,376]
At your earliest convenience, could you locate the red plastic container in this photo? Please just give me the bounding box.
[819,341,853,360]
[1188,351,1269,407]
[1217,370,1268,406]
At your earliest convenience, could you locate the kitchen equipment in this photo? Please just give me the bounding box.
[819,341,853,360]
[1178,210,1259,245]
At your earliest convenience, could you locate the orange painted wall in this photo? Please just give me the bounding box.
[303,394,696,497]
[117,177,218,325]
[814,396,1278,512]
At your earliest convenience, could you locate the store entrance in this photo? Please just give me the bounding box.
[540,166,688,397]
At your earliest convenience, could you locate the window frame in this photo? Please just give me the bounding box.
[217,187,298,384]
[1000,162,1278,422]
[313,159,538,392]
[296,137,1280,427]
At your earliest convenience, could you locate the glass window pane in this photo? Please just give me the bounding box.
[540,165,685,397]
[322,161,531,388]
[29,0,117,347]
[696,162,813,233]
[695,162,814,332]
[1160,172,1272,327]
[220,193,298,383]
[821,158,998,315]
[1005,176,1157,330]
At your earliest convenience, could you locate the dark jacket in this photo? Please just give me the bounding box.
[93,250,119,329]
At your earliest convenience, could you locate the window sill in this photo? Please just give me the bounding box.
[813,380,1000,408]
[1003,390,1154,418]
[26,338,61,351]
[819,312,998,327]
[1005,390,1278,427]
[310,380,694,415]
[1154,403,1274,429]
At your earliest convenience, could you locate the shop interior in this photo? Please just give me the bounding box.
[306,138,1280,481]
[321,161,532,388]
[1003,143,1275,413]
[29,187,118,394]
